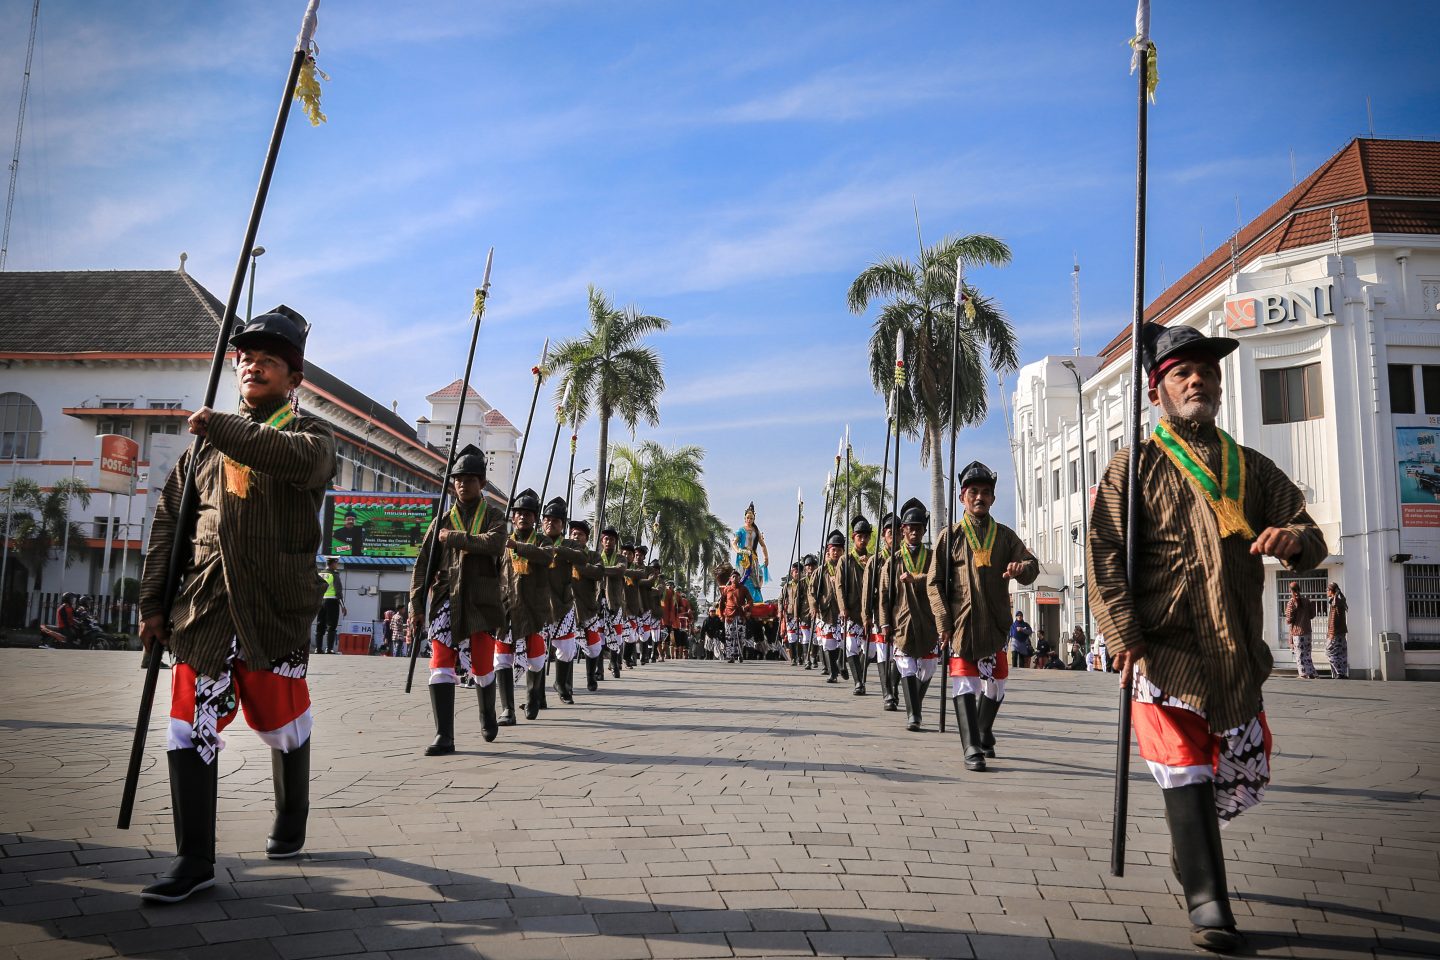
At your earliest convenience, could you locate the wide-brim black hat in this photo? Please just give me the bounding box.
[1140,321,1238,375]
[451,443,487,479]
[850,514,871,536]
[568,518,592,534]
[958,461,998,490]
[510,487,541,514]
[825,529,845,548]
[899,496,929,526]
[541,497,567,520]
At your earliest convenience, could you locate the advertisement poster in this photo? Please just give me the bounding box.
[324,493,439,558]
[1397,427,1440,527]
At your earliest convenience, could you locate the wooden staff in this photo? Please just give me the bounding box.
[939,265,963,734]
[1113,0,1154,878]
[884,329,905,680]
[403,249,495,694]
[539,382,572,503]
[506,339,550,513]
[118,0,322,830]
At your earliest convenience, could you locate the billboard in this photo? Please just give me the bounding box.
[323,492,439,559]
[1397,427,1440,527]
[95,434,139,495]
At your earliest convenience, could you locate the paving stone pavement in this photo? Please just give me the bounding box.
[0,649,1436,960]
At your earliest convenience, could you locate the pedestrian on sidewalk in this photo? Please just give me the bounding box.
[1326,583,1349,679]
[1286,581,1317,679]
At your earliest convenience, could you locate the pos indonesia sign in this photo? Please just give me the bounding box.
[323,492,439,559]
[95,434,139,495]
[1397,427,1440,527]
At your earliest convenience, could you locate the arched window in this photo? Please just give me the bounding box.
[0,393,41,458]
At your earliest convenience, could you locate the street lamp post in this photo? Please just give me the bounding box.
[245,246,266,323]
[1061,359,1093,651]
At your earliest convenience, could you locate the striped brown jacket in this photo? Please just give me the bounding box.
[927,518,1038,662]
[1087,415,1328,732]
[877,543,939,657]
[140,403,336,679]
[409,498,506,641]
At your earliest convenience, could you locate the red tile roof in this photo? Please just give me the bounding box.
[1100,138,1440,366]
[427,379,483,401]
[483,409,516,430]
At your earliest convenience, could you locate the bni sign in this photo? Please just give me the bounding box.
[95,434,140,495]
[1224,282,1335,332]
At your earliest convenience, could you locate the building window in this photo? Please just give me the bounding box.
[1069,460,1079,494]
[1423,367,1440,415]
[0,392,42,458]
[1034,476,1043,508]
[1109,436,1120,456]
[1261,363,1324,424]
[1390,364,1416,415]
[1088,449,1098,485]
[97,419,134,438]
[100,399,134,409]
[1038,532,1046,564]
[149,400,183,410]
[1404,564,1440,620]
[1051,468,1060,502]
[145,421,181,458]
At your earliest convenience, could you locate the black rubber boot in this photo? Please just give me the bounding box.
[1164,783,1243,953]
[826,648,840,683]
[901,674,923,731]
[557,659,575,703]
[883,661,900,711]
[839,651,850,681]
[525,669,543,720]
[610,648,622,678]
[266,738,310,859]
[479,681,499,742]
[977,694,1001,758]
[425,683,456,756]
[497,667,517,725]
[141,749,217,903]
[586,655,599,691]
[951,693,988,771]
[849,655,866,695]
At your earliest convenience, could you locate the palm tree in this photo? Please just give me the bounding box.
[848,234,1018,533]
[826,458,888,527]
[547,285,669,519]
[5,475,91,592]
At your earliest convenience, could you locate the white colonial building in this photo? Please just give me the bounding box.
[0,264,518,636]
[1012,137,1440,680]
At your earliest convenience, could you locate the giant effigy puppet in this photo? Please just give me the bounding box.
[731,502,770,602]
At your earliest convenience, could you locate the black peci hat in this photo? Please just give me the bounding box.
[899,497,929,527]
[541,497,567,520]
[802,553,818,567]
[850,514,871,536]
[510,487,541,514]
[231,304,309,371]
[600,525,619,538]
[880,512,898,531]
[568,518,592,535]
[825,529,845,548]
[1140,321,1238,376]
[451,443,487,479]
[958,461,998,490]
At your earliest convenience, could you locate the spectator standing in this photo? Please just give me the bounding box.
[315,557,345,654]
[1285,582,1316,679]
[1008,611,1034,668]
[1325,583,1349,679]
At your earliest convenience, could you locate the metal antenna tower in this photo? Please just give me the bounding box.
[1,0,41,272]
[1071,256,1081,356]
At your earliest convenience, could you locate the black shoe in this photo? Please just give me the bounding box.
[479,681,499,742]
[826,648,841,683]
[952,694,987,771]
[586,656,599,692]
[558,660,575,704]
[141,749,217,903]
[848,655,865,694]
[497,667,517,725]
[525,670,543,720]
[266,739,310,859]
[901,674,923,731]
[425,683,456,756]
[977,694,1001,758]
[1164,783,1244,953]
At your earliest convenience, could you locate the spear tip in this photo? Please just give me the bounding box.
[482,247,494,291]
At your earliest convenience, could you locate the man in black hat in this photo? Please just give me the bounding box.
[800,554,821,668]
[816,531,846,682]
[566,519,607,692]
[835,515,872,695]
[881,499,941,731]
[138,305,335,902]
[539,497,580,705]
[502,489,551,722]
[409,444,506,754]
[1088,322,1327,952]
[781,562,804,665]
[928,461,1038,771]
[332,509,367,558]
[597,526,626,680]
[865,513,900,710]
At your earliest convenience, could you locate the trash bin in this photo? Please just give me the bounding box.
[1379,632,1406,681]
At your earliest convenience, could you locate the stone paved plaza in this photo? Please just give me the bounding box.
[0,649,1436,960]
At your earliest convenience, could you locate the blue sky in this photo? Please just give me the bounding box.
[2,0,1437,582]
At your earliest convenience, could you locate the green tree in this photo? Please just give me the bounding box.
[848,234,1018,533]
[547,285,669,520]
[826,457,888,529]
[4,476,91,592]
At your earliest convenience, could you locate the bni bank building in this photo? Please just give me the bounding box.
[1011,137,1440,680]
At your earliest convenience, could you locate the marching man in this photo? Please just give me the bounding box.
[816,531,845,682]
[835,515,872,695]
[139,306,335,902]
[566,518,607,692]
[882,499,941,732]
[598,528,628,678]
[410,443,506,755]
[864,513,899,711]
[801,554,821,669]
[929,462,1038,771]
[1089,323,1327,952]
[502,489,551,721]
[782,561,804,665]
[540,497,580,704]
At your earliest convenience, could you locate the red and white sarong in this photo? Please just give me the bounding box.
[428,600,497,687]
[169,638,310,764]
[950,651,1009,701]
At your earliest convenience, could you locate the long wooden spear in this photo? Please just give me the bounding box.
[884,329,905,687]
[506,339,550,512]
[404,250,495,694]
[539,382,572,503]
[118,0,323,830]
[1113,0,1155,878]
[939,263,963,734]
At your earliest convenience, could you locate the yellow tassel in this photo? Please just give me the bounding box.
[963,297,977,322]
[294,55,329,126]
[1212,498,1255,540]
[224,458,251,498]
[473,288,485,317]
[1129,38,1159,103]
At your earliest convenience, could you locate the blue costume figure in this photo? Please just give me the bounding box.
[732,502,770,603]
